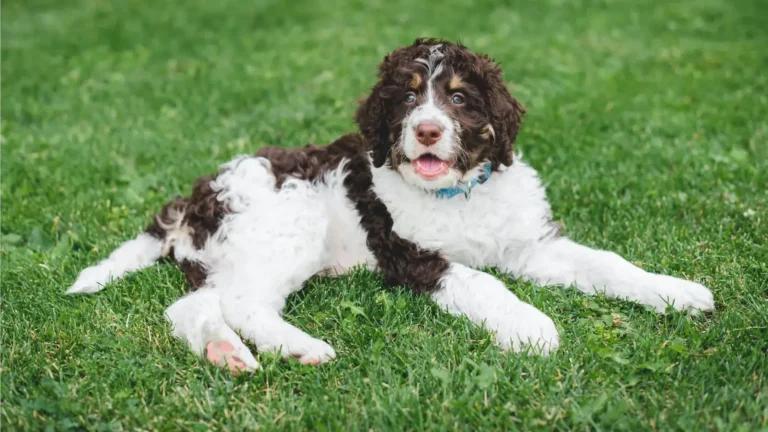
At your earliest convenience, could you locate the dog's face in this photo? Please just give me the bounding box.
[356,38,526,190]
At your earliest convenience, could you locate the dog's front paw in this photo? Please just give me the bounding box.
[493,302,560,356]
[260,336,336,366]
[644,274,715,314]
[293,338,337,366]
[433,264,561,356]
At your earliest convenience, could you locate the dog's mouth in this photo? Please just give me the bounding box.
[411,154,453,180]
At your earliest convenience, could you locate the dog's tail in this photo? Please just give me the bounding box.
[66,197,187,294]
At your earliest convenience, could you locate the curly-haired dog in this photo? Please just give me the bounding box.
[68,39,714,373]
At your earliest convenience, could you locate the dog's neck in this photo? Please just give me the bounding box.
[435,163,493,199]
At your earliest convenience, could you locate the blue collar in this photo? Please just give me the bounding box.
[435,163,493,199]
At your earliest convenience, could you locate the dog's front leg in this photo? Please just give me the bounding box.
[504,237,715,314]
[354,210,560,354]
[350,159,559,354]
[431,263,560,355]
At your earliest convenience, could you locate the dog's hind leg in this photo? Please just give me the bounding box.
[165,288,260,374]
[214,175,337,365]
[220,297,337,365]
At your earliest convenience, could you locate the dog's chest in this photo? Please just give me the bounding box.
[370,168,514,267]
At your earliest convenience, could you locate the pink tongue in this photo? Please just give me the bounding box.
[415,157,447,174]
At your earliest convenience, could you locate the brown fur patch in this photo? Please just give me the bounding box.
[143,173,229,290]
[179,259,208,290]
[342,152,450,294]
[253,134,370,187]
[185,175,230,249]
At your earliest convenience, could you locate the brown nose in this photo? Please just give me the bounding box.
[415,122,443,146]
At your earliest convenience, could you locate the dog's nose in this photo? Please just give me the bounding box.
[415,122,443,146]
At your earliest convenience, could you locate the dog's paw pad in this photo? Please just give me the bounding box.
[289,339,337,366]
[206,340,259,374]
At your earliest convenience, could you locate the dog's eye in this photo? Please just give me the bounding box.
[451,93,465,105]
[404,92,417,105]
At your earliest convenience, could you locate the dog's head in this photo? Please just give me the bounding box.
[356,38,525,190]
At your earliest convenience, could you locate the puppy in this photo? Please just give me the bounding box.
[68,39,715,373]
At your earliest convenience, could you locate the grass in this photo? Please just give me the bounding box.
[2,0,767,429]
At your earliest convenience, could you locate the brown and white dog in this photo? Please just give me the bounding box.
[67,39,714,373]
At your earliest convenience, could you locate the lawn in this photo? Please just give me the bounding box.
[2,0,767,430]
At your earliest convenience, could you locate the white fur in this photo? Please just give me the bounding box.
[433,263,559,354]
[66,233,162,294]
[374,155,713,311]
[506,237,715,314]
[169,158,351,363]
[68,150,715,369]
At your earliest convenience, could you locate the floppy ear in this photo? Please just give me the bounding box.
[355,81,391,168]
[482,60,526,167]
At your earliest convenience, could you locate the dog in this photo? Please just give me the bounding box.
[67,39,715,373]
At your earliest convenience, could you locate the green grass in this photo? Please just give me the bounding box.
[2,0,767,429]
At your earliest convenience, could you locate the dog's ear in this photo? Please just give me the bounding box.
[355,81,391,168]
[479,56,526,167]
